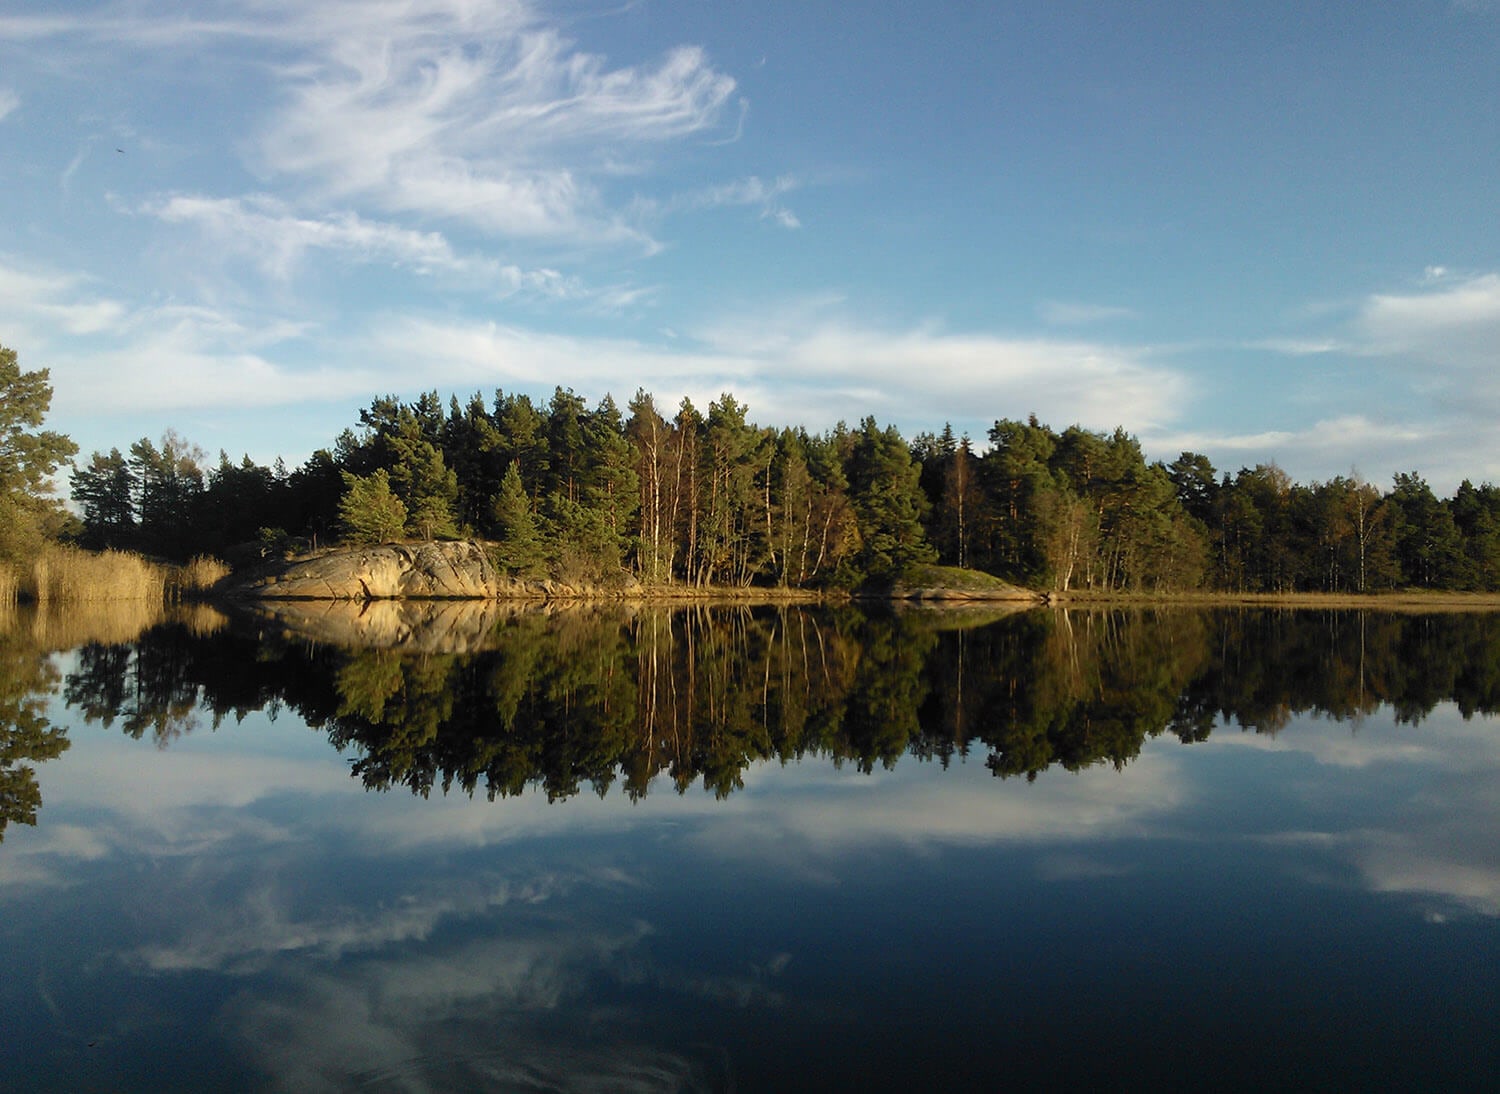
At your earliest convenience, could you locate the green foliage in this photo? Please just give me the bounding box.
[490,462,547,577]
[0,627,70,840]
[71,447,135,548]
[339,469,408,544]
[845,417,935,583]
[67,371,1500,594]
[0,345,78,565]
[129,432,206,557]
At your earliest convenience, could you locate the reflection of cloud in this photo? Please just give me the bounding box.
[1205,720,1438,769]
[1034,854,1135,881]
[1212,706,1500,918]
[677,754,1186,879]
[0,823,110,890]
[1358,836,1500,917]
[224,924,719,1093]
[134,874,569,973]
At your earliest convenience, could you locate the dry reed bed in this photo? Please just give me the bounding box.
[10,548,232,605]
[27,547,167,603]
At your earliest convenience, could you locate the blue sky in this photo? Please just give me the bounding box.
[2,0,1498,492]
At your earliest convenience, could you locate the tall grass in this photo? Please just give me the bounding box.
[26,546,168,604]
[170,554,233,600]
[0,564,17,608]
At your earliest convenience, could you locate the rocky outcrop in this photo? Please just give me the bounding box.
[235,541,510,600]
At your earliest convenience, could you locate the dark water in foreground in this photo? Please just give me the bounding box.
[1,603,1498,1091]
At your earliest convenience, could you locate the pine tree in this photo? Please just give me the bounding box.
[0,345,77,565]
[339,470,408,544]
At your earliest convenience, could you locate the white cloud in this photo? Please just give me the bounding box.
[141,193,580,297]
[667,174,802,228]
[1248,337,1347,356]
[1152,415,1434,477]
[1356,273,1500,368]
[250,4,736,246]
[4,1,740,249]
[0,258,127,335]
[1036,300,1138,325]
[0,88,17,121]
[369,310,1189,440]
[1235,271,1500,488]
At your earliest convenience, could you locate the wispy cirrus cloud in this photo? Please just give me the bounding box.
[0,88,17,121]
[4,1,742,249]
[1036,300,1138,325]
[249,3,736,246]
[0,258,126,335]
[666,175,802,228]
[141,193,582,298]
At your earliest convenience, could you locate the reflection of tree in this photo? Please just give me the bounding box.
[0,626,68,841]
[65,630,203,746]
[52,606,1500,809]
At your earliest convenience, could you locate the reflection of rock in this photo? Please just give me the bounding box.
[236,541,511,600]
[240,598,633,653]
[243,599,506,653]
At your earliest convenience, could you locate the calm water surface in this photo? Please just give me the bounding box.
[1,603,1497,1091]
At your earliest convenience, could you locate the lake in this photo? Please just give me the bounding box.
[1,602,1498,1091]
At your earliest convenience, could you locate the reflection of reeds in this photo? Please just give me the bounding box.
[28,600,164,649]
[0,600,228,651]
[177,602,230,637]
[26,547,167,604]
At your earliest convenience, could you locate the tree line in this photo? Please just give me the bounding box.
[5,339,1500,593]
[61,385,1500,593]
[69,388,932,588]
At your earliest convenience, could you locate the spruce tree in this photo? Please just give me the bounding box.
[490,462,547,576]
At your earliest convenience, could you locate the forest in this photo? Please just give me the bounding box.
[62,384,1500,594]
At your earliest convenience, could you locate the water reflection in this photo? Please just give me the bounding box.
[38,604,1500,805]
[0,614,68,841]
[4,605,1500,1090]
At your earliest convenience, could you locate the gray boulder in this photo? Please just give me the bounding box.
[237,541,508,600]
